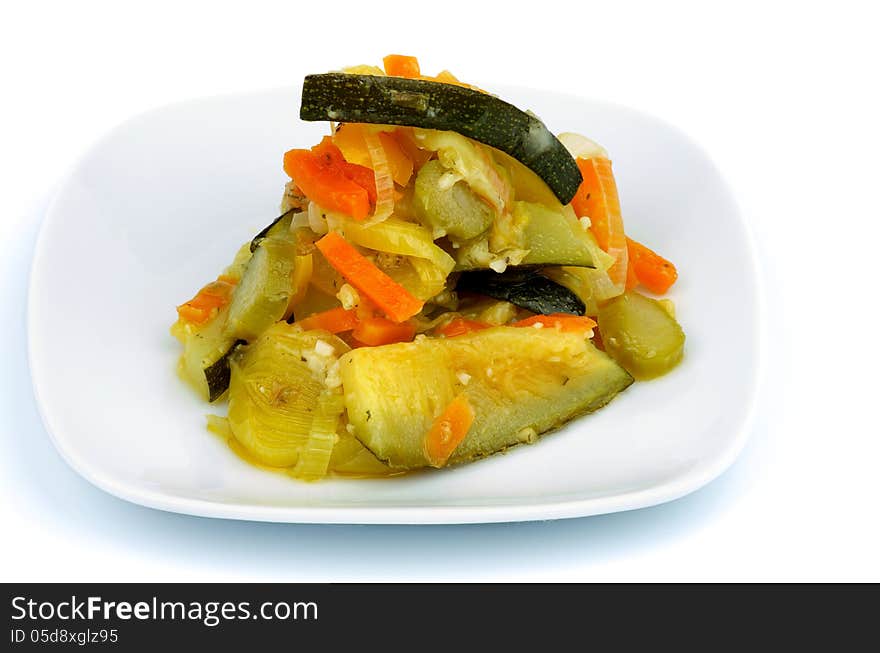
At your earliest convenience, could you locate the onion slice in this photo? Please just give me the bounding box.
[363,128,395,224]
[558,132,609,160]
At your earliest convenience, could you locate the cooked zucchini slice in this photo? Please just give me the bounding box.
[224,237,297,341]
[249,208,297,253]
[176,306,238,402]
[413,160,494,240]
[203,340,245,402]
[597,291,685,379]
[456,269,586,316]
[517,202,596,268]
[340,327,633,469]
[452,201,598,271]
[300,73,583,204]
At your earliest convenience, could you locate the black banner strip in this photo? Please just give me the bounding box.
[4,584,877,649]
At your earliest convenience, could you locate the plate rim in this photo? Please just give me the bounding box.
[27,85,764,525]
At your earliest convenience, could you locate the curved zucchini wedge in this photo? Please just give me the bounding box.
[597,291,685,379]
[204,340,245,402]
[456,269,586,316]
[177,307,239,402]
[224,237,297,341]
[453,201,599,271]
[249,208,298,253]
[339,327,633,469]
[413,159,494,240]
[300,73,582,205]
[517,202,596,268]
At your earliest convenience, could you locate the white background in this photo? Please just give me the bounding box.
[2,0,878,582]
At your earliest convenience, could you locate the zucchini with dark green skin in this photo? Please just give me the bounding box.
[340,327,633,469]
[300,73,583,205]
[177,305,238,402]
[249,208,298,253]
[204,340,245,402]
[224,237,297,341]
[456,269,586,316]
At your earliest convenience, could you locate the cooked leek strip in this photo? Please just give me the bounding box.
[227,325,346,468]
[382,257,447,301]
[558,132,609,161]
[409,257,449,299]
[333,216,455,275]
[291,392,344,481]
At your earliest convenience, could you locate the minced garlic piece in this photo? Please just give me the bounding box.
[314,340,335,357]
[336,283,360,310]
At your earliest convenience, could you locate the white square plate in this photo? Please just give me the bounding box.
[28,85,760,524]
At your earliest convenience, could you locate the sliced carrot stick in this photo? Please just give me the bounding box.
[435,318,491,338]
[513,313,597,333]
[338,161,377,203]
[625,256,641,291]
[283,149,371,220]
[626,237,678,295]
[177,278,237,325]
[311,136,377,202]
[424,394,475,468]
[352,316,416,346]
[295,307,358,333]
[571,157,628,290]
[383,54,421,78]
[315,232,424,323]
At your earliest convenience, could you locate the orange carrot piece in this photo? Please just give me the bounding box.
[352,316,417,346]
[315,232,424,323]
[177,278,236,325]
[424,394,475,468]
[339,161,377,203]
[513,313,598,332]
[571,157,628,288]
[626,237,678,295]
[625,257,640,291]
[295,307,358,333]
[310,135,346,167]
[435,318,491,338]
[310,136,377,202]
[383,54,421,78]
[176,304,210,324]
[283,148,371,220]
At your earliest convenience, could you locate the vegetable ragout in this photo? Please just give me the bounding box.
[171,55,685,480]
